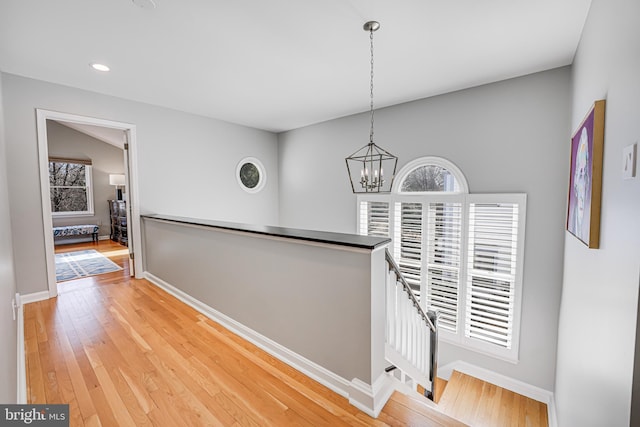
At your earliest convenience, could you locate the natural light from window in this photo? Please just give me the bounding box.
[400,165,460,192]
[49,158,94,216]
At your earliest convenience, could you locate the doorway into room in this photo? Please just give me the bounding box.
[36,110,141,297]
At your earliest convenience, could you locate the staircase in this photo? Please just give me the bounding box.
[383,372,549,426]
[436,371,549,427]
[384,249,439,399]
[381,390,468,426]
[383,250,549,427]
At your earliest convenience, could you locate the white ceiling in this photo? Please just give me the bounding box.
[0,0,592,133]
[57,121,126,149]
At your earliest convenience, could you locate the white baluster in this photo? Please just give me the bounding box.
[415,306,421,367]
[420,316,424,372]
[413,318,422,372]
[396,286,404,354]
[402,289,410,358]
[414,316,420,372]
[396,284,403,353]
[410,298,415,363]
[407,297,412,360]
[384,260,435,389]
[416,319,427,372]
[423,317,428,375]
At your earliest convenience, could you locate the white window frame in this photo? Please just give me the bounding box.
[357,157,526,362]
[49,160,95,217]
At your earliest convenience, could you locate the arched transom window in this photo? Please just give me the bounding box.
[393,156,469,194]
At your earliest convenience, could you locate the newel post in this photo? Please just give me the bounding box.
[426,310,439,401]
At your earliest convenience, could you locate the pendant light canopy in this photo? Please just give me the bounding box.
[345,21,398,193]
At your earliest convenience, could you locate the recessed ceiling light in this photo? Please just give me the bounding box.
[132,0,156,9]
[90,63,110,72]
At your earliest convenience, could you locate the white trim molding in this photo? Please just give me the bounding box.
[36,109,143,299]
[144,271,394,417]
[19,290,50,305]
[16,293,26,403]
[439,360,557,427]
[349,374,396,418]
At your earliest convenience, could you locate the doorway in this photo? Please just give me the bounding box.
[36,110,142,297]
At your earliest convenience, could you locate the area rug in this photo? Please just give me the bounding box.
[55,249,123,282]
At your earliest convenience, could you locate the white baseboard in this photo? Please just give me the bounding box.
[16,293,26,403]
[349,374,396,418]
[20,290,50,305]
[144,271,393,417]
[439,360,557,427]
[547,395,558,427]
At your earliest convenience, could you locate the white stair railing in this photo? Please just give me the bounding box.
[384,249,439,400]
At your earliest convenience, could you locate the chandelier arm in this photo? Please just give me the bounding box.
[370,143,396,157]
[346,142,374,158]
[365,142,374,158]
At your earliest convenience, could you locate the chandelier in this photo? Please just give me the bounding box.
[345,21,398,193]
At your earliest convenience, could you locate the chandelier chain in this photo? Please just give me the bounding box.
[369,28,375,144]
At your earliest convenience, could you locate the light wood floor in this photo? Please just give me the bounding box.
[31,240,548,426]
[438,371,548,427]
[27,240,464,426]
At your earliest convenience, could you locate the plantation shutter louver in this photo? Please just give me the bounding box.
[394,202,423,296]
[465,201,520,349]
[425,202,463,333]
[359,200,390,237]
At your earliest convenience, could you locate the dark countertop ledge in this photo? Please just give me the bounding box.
[142,214,391,250]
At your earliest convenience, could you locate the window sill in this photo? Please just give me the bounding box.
[52,211,95,218]
[439,333,519,365]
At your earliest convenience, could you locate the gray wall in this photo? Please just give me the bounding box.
[48,120,125,239]
[279,67,572,391]
[555,0,640,425]
[1,73,279,295]
[0,73,18,403]
[142,218,377,383]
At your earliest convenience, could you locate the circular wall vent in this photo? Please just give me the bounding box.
[236,157,266,194]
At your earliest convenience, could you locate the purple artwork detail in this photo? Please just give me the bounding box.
[567,108,595,244]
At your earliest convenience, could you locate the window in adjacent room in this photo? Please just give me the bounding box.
[357,156,526,362]
[49,157,94,216]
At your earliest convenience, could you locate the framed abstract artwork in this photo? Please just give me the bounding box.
[567,99,605,248]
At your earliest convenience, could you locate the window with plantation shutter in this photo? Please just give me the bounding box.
[359,200,390,237]
[357,158,526,361]
[425,201,463,334]
[464,195,526,358]
[394,202,423,296]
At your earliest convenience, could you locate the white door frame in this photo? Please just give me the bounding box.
[36,109,143,297]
